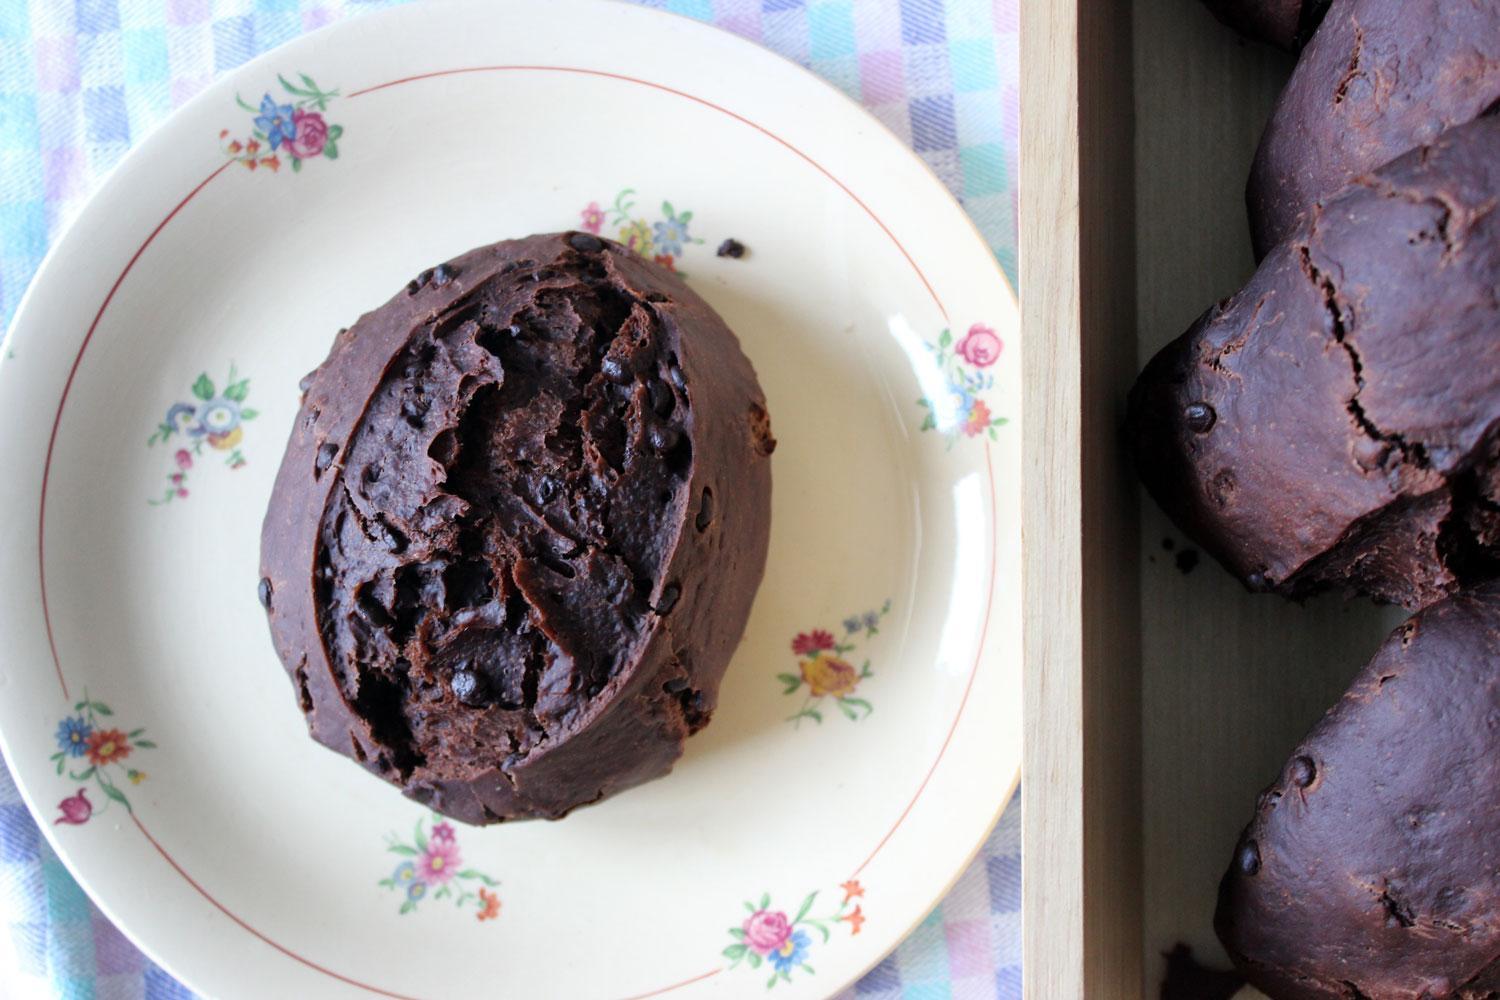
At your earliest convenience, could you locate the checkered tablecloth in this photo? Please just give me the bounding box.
[0,1,1022,997]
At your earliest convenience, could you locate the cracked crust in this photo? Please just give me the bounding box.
[259,232,774,824]
[1215,582,1500,999]
[1128,115,1500,609]
[1249,0,1500,258]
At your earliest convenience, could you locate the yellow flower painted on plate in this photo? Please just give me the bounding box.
[208,425,244,450]
[800,653,859,698]
[618,218,654,256]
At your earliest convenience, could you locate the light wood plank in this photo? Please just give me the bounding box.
[1021,0,1142,995]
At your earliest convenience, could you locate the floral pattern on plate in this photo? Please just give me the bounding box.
[781,601,890,727]
[916,323,1008,445]
[579,189,703,272]
[49,694,156,825]
[724,880,866,989]
[378,816,501,921]
[220,73,343,173]
[147,364,258,505]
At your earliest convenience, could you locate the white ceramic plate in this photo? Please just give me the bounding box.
[0,2,1021,996]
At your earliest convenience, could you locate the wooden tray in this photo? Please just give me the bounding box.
[1019,1,1409,994]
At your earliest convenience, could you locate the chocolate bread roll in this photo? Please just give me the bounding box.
[1216,582,1500,998]
[1249,0,1500,258]
[260,232,775,823]
[1199,0,1327,52]
[1129,115,1500,610]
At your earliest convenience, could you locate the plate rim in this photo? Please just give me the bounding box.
[0,2,1022,996]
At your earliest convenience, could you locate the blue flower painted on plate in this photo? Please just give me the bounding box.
[769,930,811,974]
[194,398,242,438]
[164,403,196,433]
[254,94,297,150]
[653,215,691,257]
[392,861,417,885]
[407,881,427,902]
[842,616,861,635]
[55,717,91,758]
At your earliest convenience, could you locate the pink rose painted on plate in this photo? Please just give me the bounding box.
[743,909,793,955]
[916,323,1009,446]
[724,882,866,988]
[220,72,344,174]
[284,109,329,159]
[954,323,1002,367]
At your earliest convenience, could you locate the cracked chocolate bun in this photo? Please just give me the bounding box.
[1249,0,1500,258]
[259,232,774,824]
[1128,115,1500,610]
[1215,582,1500,998]
[1199,0,1328,52]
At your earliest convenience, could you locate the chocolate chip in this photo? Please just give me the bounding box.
[451,669,487,706]
[601,356,632,384]
[1289,755,1317,788]
[695,488,714,532]
[664,677,689,693]
[649,423,681,453]
[364,465,382,484]
[536,475,560,504]
[1246,571,1269,592]
[655,583,681,614]
[257,577,274,610]
[716,238,746,258]
[1236,839,1261,876]
[315,442,339,476]
[1184,402,1217,433]
[568,232,603,253]
[649,379,675,417]
[668,365,686,390]
[408,265,457,294]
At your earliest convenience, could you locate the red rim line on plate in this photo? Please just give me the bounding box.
[344,65,948,322]
[847,442,998,881]
[617,969,724,1000]
[38,160,235,702]
[34,65,999,999]
[129,812,426,1000]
